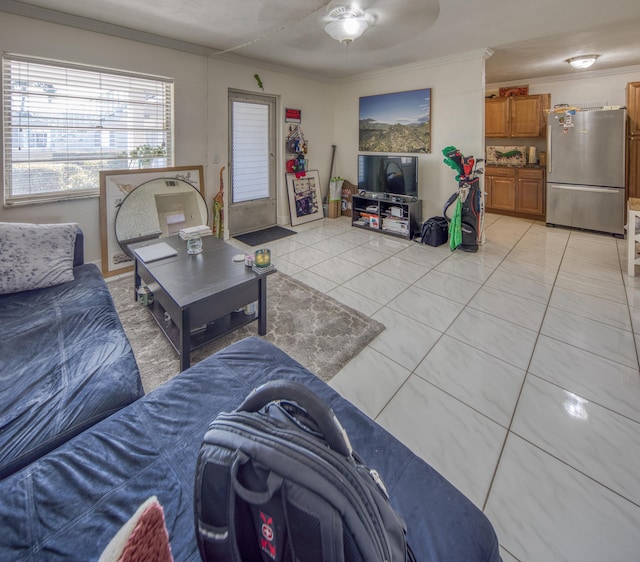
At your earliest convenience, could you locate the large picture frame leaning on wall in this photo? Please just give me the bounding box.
[285,171,323,226]
[359,88,431,153]
[99,165,205,277]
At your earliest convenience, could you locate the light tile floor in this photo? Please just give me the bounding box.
[230,213,640,561]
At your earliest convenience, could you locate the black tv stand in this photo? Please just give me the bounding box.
[359,191,417,203]
[351,193,422,240]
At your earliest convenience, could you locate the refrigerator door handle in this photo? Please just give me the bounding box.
[550,184,620,194]
[547,124,552,174]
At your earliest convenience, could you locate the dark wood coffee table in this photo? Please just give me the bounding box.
[130,235,275,371]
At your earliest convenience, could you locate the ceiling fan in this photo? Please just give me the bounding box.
[320,0,440,49]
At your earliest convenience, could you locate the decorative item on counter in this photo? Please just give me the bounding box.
[244,253,255,267]
[486,146,527,166]
[186,233,203,254]
[254,249,271,268]
[539,151,547,167]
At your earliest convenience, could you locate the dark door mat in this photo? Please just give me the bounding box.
[234,226,296,246]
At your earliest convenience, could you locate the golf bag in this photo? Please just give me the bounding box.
[443,177,482,252]
[442,146,483,253]
[194,380,415,562]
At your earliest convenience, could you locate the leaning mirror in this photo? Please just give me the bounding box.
[115,177,209,257]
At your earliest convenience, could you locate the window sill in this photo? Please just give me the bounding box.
[4,191,99,208]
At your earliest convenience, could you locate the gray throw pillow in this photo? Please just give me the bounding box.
[0,222,78,294]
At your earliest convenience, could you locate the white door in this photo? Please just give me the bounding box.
[228,91,277,236]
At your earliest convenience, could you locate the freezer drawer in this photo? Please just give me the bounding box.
[546,183,624,236]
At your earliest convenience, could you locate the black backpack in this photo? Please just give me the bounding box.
[420,216,449,246]
[194,379,415,562]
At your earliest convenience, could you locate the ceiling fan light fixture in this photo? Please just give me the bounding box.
[566,55,599,70]
[324,6,371,45]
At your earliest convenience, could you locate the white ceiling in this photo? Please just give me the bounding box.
[2,0,640,84]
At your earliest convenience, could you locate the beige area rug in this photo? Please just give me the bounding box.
[108,272,384,392]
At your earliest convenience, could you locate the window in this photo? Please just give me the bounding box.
[231,100,270,203]
[2,54,174,205]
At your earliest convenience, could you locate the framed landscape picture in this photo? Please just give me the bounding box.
[359,88,431,153]
[99,165,205,276]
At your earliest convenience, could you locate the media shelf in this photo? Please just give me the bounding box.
[351,194,422,240]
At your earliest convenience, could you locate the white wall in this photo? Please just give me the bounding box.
[204,59,336,229]
[0,13,335,262]
[333,51,488,221]
[0,13,489,263]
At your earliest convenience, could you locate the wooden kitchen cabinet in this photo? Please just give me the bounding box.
[485,166,516,210]
[485,166,545,219]
[516,168,545,216]
[510,95,549,138]
[627,82,640,137]
[485,98,510,137]
[629,136,640,200]
[485,94,550,138]
[628,82,640,199]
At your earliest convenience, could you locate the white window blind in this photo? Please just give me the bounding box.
[2,54,174,205]
[231,100,269,203]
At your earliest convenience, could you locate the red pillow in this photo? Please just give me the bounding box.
[99,496,173,562]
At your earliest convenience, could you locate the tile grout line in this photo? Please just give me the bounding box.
[480,219,570,514]
[619,238,640,371]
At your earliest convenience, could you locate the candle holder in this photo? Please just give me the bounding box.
[254,248,271,268]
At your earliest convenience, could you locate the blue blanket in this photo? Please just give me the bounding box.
[0,264,143,479]
[0,337,500,560]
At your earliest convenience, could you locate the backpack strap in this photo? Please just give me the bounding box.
[230,451,283,504]
[238,380,353,459]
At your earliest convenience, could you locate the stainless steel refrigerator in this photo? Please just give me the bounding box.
[546,107,626,236]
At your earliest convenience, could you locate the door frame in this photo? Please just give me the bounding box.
[227,89,278,236]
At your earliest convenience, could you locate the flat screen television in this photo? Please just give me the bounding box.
[357,155,418,197]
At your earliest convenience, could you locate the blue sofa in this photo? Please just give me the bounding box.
[0,337,501,561]
[0,229,144,479]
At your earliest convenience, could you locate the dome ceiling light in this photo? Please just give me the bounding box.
[324,6,372,45]
[566,55,599,70]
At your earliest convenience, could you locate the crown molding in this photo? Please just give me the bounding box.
[488,64,640,88]
[335,48,493,85]
[0,0,214,56]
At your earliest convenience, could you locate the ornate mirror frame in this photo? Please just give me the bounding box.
[99,165,205,277]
